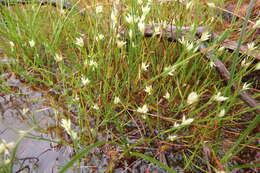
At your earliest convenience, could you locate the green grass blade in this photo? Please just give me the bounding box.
[130,152,177,173]
[58,141,106,173]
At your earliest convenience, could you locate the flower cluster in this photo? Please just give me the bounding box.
[61,119,78,140]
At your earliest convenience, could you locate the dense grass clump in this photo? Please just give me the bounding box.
[0,0,259,172]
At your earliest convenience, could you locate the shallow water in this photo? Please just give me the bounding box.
[0,73,73,173]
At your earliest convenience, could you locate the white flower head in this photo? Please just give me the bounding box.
[61,119,77,140]
[187,92,199,105]
[167,135,177,141]
[141,62,149,71]
[200,31,211,42]
[95,5,103,14]
[138,21,146,34]
[29,40,35,47]
[95,34,104,42]
[0,140,15,154]
[54,53,63,62]
[114,97,121,104]
[213,92,228,102]
[125,14,139,24]
[75,37,84,47]
[241,58,251,68]
[209,61,216,68]
[253,19,260,29]
[137,104,149,114]
[186,1,193,10]
[163,92,170,100]
[217,109,225,117]
[164,66,176,76]
[88,60,98,69]
[242,82,251,91]
[22,107,29,115]
[207,2,216,8]
[81,76,90,85]
[137,0,143,4]
[141,114,148,120]
[145,85,152,95]
[173,122,180,128]
[181,116,194,126]
[178,37,196,52]
[218,46,225,52]
[247,42,256,52]
[9,41,15,51]
[255,62,260,70]
[92,104,99,110]
[116,40,126,48]
[142,5,151,16]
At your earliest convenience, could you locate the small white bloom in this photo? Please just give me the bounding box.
[125,14,139,24]
[241,58,251,67]
[61,119,72,133]
[75,37,84,47]
[141,62,149,71]
[114,97,121,104]
[217,109,225,117]
[255,62,260,70]
[218,46,225,52]
[178,37,196,52]
[164,66,175,76]
[0,140,15,154]
[173,122,180,128]
[137,104,149,114]
[200,31,211,42]
[145,85,152,95]
[22,107,29,115]
[209,61,216,67]
[88,60,98,69]
[92,104,99,110]
[213,92,228,102]
[242,82,250,91]
[116,40,126,48]
[61,119,77,140]
[167,135,177,141]
[207,2,216,8]
[137,0,143,4]
[72,94,79,102]
[163,92,170,100]
[81,76,90,85]
[142,5,150,16]
[54,53,63,62]
[9,41,14,48]
[138,21,146,34]
[29,40,35,47]
[187,92,199,105]
[181,116,194,126]
[253,19,260,29]
[95,5,103,14]
[186,1,193,10]
[141,114,148,120]
[186,42,195,51]
[95,34,104,41]
[247,42,256,52]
